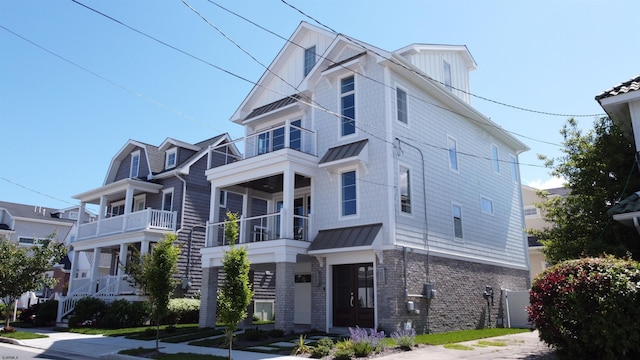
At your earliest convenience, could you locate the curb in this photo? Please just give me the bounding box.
[0,336,23,346]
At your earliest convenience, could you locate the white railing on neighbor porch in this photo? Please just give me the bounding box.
[77,209,177,241]
[208,122,317,167]
[57,275,140,323]
[206,211,310,247]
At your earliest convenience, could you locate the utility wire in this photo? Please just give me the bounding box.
[0,176,77,206]
[279,0,606,119]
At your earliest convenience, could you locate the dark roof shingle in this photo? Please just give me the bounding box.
[596,75,640,101]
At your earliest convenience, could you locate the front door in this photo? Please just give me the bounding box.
[333,263,374,328]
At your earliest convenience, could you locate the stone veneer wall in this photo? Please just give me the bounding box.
[310,256,327,331]
[377,249,529,334]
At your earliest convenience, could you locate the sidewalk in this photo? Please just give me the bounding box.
[1,327,556,360]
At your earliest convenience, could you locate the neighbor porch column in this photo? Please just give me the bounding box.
[89,247,102,294]
[199,266,219,328]
[122,187,134,231]
[275,261,296,333]
[67,248,81,293]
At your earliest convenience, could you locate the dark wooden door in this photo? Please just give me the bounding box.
[333,263,374,328]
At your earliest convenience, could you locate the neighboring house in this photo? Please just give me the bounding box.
[0,201,94,303]
[522,185,570,283]
[598,76,640,225]
[56,134,240,323]
[199,22,531,334]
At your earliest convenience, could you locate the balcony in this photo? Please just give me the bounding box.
[206,211,310,247]
[77,208,177,241]
[208,122,317,168]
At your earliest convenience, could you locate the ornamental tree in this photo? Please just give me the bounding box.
[0,234,66,329]
[217,211,253,360]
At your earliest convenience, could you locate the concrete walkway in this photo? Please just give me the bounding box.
[1,327,556,360]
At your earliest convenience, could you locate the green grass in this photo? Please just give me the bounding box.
[416,328,529,345]
[161,328,224,343]
[120,348,227,360]
[0,331,48,340]
[66,323,199,337]
[476,340,507,347]
[444,343,475,350]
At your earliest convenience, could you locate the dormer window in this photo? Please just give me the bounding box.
[166,148,177,169]
[130,151,140,178]
[304,45,316,76]
[443,60,452,92]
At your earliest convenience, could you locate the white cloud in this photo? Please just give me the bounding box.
[526,177,567,190]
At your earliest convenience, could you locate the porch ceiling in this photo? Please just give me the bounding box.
[238,174,311,193]
[73,178,162,204]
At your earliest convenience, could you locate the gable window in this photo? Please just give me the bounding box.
[341,75,356,136]
[396,88,408,124]
[447,136,458,171]
[400,166,411,214]
[162,188,174,212]
[510,155,519,182]
[166,148,177,169]
[304,46,316,76]
[491,144,500,173]
[452,204,463,239]
[481,197,494,215]
[443,60,452,92]
[130,151,140,178]
[341,170,357,216]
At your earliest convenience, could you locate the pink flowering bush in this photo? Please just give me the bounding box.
[527,256,640,359]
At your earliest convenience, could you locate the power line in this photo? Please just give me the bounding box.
[0,176,77,206]
[279,0,606,119]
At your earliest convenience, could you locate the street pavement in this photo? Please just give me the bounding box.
[0,327,557,360]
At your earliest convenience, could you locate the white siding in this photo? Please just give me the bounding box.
[404,51,472,104]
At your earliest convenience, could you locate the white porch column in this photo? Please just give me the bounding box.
[67,248,81,293]
[90,247,102,294]
[141,240,150,256]
[209,185,221,247]
[281,168,295,239]
[123,187,135,231]
[116,243,128,295]
[99,196,107,220]
[241,188,253,243]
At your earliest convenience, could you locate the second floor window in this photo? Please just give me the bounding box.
[397,88,408,124]
[163,189,174,211]
[510,155,519,182]
[341,75,355,136]
[130,151,140,178]
[452,204,463,239]
[341,170,357,216]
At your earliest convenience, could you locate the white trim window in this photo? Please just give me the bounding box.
[491,144,500,173]
[165,148,177,169]
[110,200,125,217]
[524,205,539,218]
[19,237,47,246]
[399,166,411,214]
[304,45,316,76]
[162,188,174,212]
[341,170,357,216]
[452,204,463,239]
[340,75,356,136]
[443,60,452,92]
[447,136,458,171]
[481,197,494,215]
[510,155,519,182]
[396,87,408,124]
[130,151,140,178]
[134,194,146,212]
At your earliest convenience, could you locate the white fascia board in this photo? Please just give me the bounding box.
[158,138,200,152]
[386,54,529,154]
[598,90,640,107]
[13,217,75,228]
[73,178,162,202]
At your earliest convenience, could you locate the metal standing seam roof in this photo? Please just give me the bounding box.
[595,75,640,101]
[319,139,368,164]
[308,223,382,251]
[608,192,640,217]
[245,94,301,121]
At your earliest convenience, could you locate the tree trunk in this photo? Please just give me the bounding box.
[156,313,160,351]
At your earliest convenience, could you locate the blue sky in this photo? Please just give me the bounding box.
[1,0,638,211]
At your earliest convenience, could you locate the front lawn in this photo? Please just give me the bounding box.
[415,328,529,345]
[0,330,48,340]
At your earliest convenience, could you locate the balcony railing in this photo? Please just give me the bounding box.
[76,208,177,241]
[206,211,310,247]
[208,123,317,168]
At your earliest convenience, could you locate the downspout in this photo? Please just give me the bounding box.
[175,172,187,234]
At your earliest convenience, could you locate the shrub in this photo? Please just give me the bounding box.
[391,327,416,350]
[243,327,266,341]
[165,298,200,324]
[35,300,58,327]
[19,303,40,323]
[268,328,284,337]
[527,256,640,359]
[71,297,108,327]
[310,345,331,358]
[100,300,150,328]
[316,337,334,348]
[333,346,354,360]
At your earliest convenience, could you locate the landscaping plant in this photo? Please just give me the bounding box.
[527,256,640,359]
[391,327,416,350]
